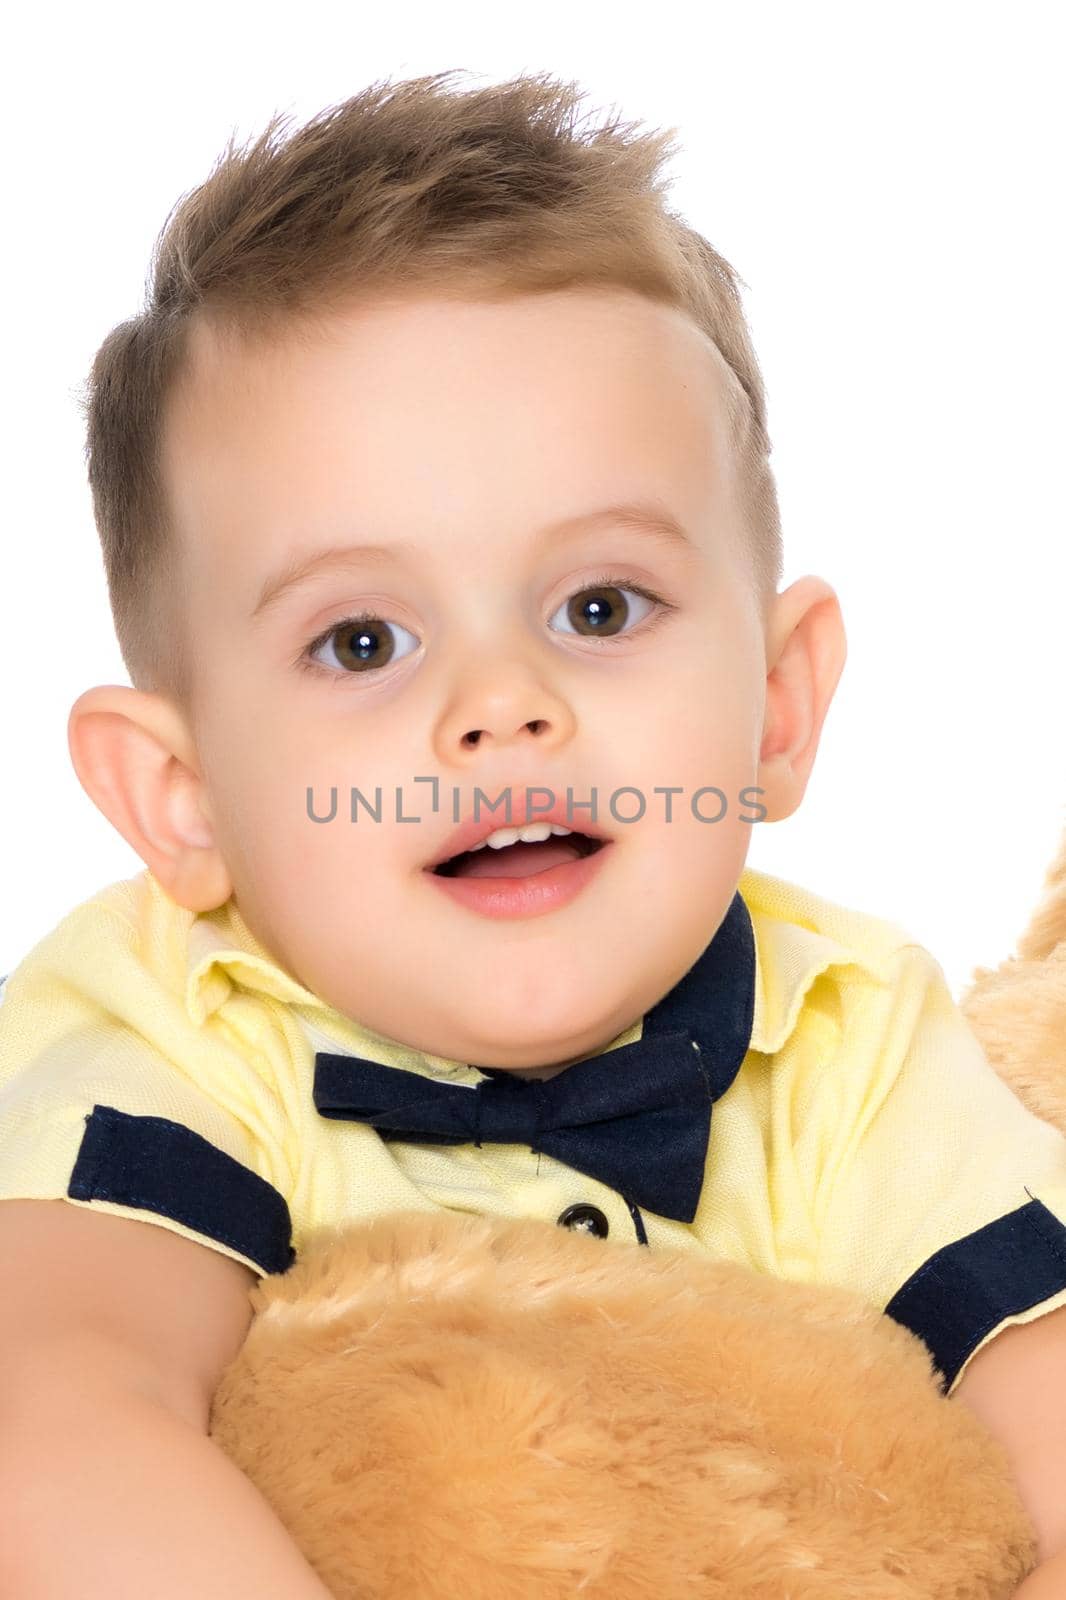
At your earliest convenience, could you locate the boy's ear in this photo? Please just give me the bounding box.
[67,685,233,912]
[756,576,847,823]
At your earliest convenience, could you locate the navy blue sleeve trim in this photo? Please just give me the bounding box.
[68,1104,295,1276]
[884,1196,1066,1394]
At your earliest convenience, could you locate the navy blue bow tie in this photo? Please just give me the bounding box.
[312,890,756,1224]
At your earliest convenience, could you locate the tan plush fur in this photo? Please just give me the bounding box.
[960,825,1066,1135]
[210,836,1066,1597]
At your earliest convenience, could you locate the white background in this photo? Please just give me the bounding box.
[3,2,1063,998]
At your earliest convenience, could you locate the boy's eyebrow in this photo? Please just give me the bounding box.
[250,499,697,620]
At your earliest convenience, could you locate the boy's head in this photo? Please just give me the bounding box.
[69,69,845,1075]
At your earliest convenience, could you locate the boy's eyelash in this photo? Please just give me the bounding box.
[582,573,673,614]
[296,572,676,680]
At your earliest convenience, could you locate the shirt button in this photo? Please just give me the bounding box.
[556,1203,609,1238]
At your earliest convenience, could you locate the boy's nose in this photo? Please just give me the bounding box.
[433,664,578,763]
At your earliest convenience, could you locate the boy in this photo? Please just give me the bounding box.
[2,68,1066,1597]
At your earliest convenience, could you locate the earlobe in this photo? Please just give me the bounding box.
[66,684,233,911]
[756,577,847,822]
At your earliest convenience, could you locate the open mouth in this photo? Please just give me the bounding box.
[430,832,607,880]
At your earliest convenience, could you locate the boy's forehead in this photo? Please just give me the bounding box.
[174,286,736,401]
[162,288,744,585]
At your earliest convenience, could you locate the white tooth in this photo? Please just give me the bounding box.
[482,822,562,849]
[445,820,576,859]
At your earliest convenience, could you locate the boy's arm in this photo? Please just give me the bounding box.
[0,1199,334,1599]
[952,1303,1066,1567]
[788,937,1066,1576]
[7,1381,337,1599]
[1013,1554,1066,1596]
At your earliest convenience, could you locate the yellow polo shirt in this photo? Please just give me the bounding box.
[2,864,1065,1397]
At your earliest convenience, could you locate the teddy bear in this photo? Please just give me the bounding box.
[209,830,1066,1598]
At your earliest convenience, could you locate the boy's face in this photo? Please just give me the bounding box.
[145,286,835,1075]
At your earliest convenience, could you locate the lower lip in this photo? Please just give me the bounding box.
[423,842,613,919]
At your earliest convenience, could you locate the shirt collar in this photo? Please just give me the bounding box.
[183,901,329,1026]
[177,865,895,1074]
[742,866,899,1054]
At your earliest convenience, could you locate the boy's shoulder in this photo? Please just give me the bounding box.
[0,867,323,1051]
[739,862,920,965]
[1,869,187,995]
[0,870,193,1076]
[5,867,180,957]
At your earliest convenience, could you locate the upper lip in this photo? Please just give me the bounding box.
[423,795,613,871]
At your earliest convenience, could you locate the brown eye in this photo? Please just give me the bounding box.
[550,583,656,639]
[309,615,419,674]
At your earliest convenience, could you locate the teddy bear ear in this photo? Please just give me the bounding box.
[960,813,1066,1138]
[959,815,1066,1065]
[1013,827,1066,963]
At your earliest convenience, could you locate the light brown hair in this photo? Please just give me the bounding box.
[80,68,783,701]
